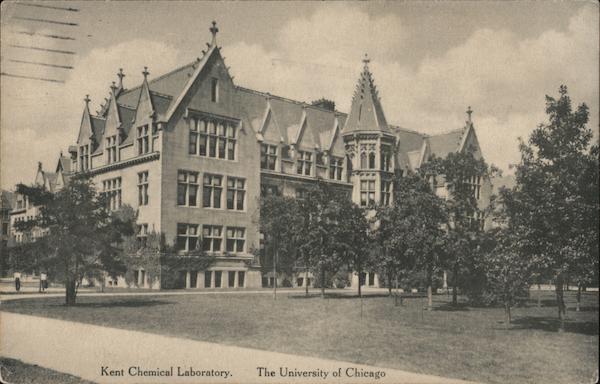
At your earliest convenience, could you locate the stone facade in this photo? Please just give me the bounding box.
[10,22,493,289]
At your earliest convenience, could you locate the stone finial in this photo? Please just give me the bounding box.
[466,106,473,123]
[142,66,150,80]
[37,161,42,171]
[210,21,219,46]
[362,53,370,67]
[110,81,118,93]
[117,68,125,88]
[84,94,91,106]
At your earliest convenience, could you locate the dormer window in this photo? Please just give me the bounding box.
[296,151,312,176]
[211,78,219,103]
[79,144,90,171]
[106,135,118,163]
[137,125,150,155]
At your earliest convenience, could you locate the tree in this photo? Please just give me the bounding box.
[482,228,530,327]
[336,198,371,297]
[13,175,134,305]
[259,194,302,299]
[420,150,496,305]
[298,181,348,298]
[396,173,448,310]
[502,85,599,330]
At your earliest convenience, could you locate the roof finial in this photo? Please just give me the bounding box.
[84,94,91,106]
[466,106,473,123]
[110,81,118,93]
[142,66,149,80]
[210,20,219,46]
[117,68,125,88]
[38,161,42,171]
[362,53,370,67]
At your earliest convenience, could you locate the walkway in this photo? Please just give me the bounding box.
[0,311,478,384]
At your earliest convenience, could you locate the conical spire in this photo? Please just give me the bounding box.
[343,54,389,133]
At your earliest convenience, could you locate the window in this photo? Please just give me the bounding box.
[189,118,236,160]
[137,171,149,206]
[369,152,376,169]
[466,210,485,231]
[214,271,222,288]
[203,225,222,252]
[106,135,118,163]
[381,146,391,171]
[151,124,159,151]
[204,271,212,288]
[137,223,148,248]
[177,171,199,206]
[261,144,277,170]
[296,151,312,175]
[261,184,280,196]
[228,271,236,287]
[360,152,367,169]
[211,78,219,102]
[226,227,245,253]
[238,271,245,287]
[226,177,245,210]
[360,179,375,207]
[316,152,324,166]
[137,125,150,155]
[203,174,222,208]
[329,157,343,180]
[177,223,198,252]
[462,176,482,200]
[79,144,89,171]
[295,188,308,200]
[102,177,122,210]
[381,180,392,206]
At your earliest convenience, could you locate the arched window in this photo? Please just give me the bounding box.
[360,153,367,169]
[369,152,376,169]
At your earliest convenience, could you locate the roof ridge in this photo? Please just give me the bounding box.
[118,60,196,99]
[236,86,346,116]
[117,103,137,110]
[428,126,466,137]
[149,90,173,99]
[389,125,428,137]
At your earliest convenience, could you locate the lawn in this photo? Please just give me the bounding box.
[1,290,598,384]
[0,357,95,384]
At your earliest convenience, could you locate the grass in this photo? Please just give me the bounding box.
[1,290,598,384]
[0,357,95,384]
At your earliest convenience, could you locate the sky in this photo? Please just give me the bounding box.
[1,1,598,190]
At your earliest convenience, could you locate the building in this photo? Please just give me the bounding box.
[27,22,491,289]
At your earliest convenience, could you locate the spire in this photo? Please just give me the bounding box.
[209,20,219,46]
[343,54,389,134]
[117,68,125,89]
[466,106,473,124]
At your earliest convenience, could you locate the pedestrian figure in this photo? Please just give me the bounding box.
[40,272,48,293]
[14,271,21,292]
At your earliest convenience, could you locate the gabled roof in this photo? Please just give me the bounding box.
[56,155,71,174]
[343,58,389,134]
[427,128,467,159]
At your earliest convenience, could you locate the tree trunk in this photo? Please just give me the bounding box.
[387,270,393,297]
[357,270,362,298]
[556,274,566,332]
[504,300,511,328]
[65,279,77,306]
[452,264,458,306]
[576,283,582,312]
[305,268,309,297]
[273,249,278,301]
[426,267,433,311]
[320,267,325,299]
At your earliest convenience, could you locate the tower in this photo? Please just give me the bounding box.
[342,55,396,208]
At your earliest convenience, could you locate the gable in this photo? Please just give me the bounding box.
[165,47,237,125]
[77,106,93,145]
[460,125,483,159]
[261,107,282,143]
